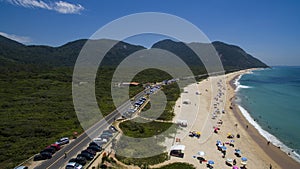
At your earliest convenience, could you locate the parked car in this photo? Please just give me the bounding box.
[34,152,52,161]
[89,141,103,147]
[100,133,112,138]
[56,137,70,145]
[102,130,112,134]
[77,153,94,160]
[65,162,83,169]
[101,132,113,137]
[93,139,107,146]
[69,157,87,166]
[82,149,96,156]
[109,126,118,132]
[41,147,56,154]
[47,143,61,151]
[88,145,102,152]
[34,154,45,161]
[14,166,28,169]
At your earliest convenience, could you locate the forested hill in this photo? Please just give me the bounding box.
[0,35,268,70]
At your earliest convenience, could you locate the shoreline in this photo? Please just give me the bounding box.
[229,70,300,169]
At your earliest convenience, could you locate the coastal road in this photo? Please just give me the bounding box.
[36,89,148,169]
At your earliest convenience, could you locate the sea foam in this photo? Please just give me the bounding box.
[234,75,252,92]
[236,71,300,163]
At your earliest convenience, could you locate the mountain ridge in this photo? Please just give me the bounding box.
[0,35,268,70]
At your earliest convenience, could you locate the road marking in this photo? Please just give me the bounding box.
[46,91,146,169]
[46,112,119,169]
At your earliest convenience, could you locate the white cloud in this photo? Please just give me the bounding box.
[54,1,84,14]
[0,32,31,43]
[6,0,84,14]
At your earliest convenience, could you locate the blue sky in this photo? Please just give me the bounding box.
[0,0,299,66]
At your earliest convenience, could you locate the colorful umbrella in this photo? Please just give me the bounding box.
[208,160,215,165]
[235,149,241,153]
[232,166,239,169]
[222,146,227,151]
[241,157,247,161]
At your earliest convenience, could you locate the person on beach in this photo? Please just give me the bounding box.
[64,152,67,159]
[233,159,236,165]
[270,163,272,169]
[267,141,270,145]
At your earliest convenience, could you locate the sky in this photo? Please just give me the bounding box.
[0,0,300,66]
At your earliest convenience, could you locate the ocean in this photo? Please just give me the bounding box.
[234,66,300,163]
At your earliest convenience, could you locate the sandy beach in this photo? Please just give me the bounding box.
[151,69,300,169]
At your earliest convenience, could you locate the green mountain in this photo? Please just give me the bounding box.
[0,35,268,70]
[151,39,268,71]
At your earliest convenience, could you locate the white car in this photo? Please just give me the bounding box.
[14,166,28,169]
[55,137,69,145]
[65,162,83,169]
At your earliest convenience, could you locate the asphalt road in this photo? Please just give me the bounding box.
[36,89,148,169]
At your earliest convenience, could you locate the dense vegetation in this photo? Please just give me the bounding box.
[119,118,174,138]
[0,35,268,168]
[156,162,196,169]
[116,153,169,168]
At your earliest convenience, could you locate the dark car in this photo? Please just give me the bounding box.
[69,156,87,166]
[109,126,118,132]
[34,152,52,161]
[34,154,45,161]
[41,152,52,158]
[100,133,112,138]
[82,149,96,156]
[89,141,103,147]
[88,145,102,152]
[77,152,94,160]
[41,147,56,154]
[102,130,112,134]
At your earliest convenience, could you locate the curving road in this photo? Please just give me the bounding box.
[36,89,148,169]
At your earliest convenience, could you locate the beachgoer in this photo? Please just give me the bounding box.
[246,125,248,129]
[233,159,236,165]
[64,152,67,159]
[267,141,270,145]
[234,123,238,127]
[270,164,272,169]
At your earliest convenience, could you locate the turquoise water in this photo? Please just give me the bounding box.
[236,66,300,161]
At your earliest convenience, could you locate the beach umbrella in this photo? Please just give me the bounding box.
[232,166,239,169]
[235,149,241,153]
[197,151,205,157]
[208,160,215,165]
[241,157,247,161]
[221,146,227,151]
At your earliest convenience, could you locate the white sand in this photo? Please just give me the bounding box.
[152,69,281,169]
